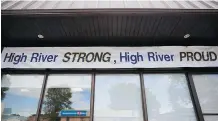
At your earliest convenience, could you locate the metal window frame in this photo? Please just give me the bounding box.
[92,73,146,121]
[186,73,205,121]
[189,73,218,119]
[90,72,95,121]
[37,72,94,121]
[0,73,46,121]
[1,68,218,121]
[203,113,218,115]
[36,72,48,121]
[2,67,218,74]
[140,72,148,121]
[141,72,203,121]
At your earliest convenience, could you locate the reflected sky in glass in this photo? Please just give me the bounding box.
[1,74,44,120]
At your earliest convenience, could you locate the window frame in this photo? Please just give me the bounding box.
[1,73,46,121]
[142,73,200,121]
[189,73,218,121]
[42,73,93,119]
[93,73,145,121]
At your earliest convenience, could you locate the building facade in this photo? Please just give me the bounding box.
[1,1,218,121]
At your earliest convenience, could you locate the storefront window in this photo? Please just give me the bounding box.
[40,74,91,121]
[204,116,218,121]
[192,74,218,120]
[1,74,44,121]
[143,74,197,121]
[192,74,218,113]
[94,74,143,121]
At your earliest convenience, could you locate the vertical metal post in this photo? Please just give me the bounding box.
[1,46,4,53]
[186,73,204,121]
[90,72,96,121]
[140,73,148,121]
[36,72,49,121]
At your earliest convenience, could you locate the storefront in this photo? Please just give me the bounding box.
[1,1,218,121]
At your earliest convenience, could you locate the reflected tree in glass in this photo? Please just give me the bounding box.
[43,88,72,121]
[144,74,196,121]
[1,75,11,101]
[1,87,9,101]
[40,75,92,121]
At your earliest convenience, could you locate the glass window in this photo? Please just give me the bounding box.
[192,74,218,113]
[40,74,91,121]
[94,74,143,121]
[1,74,44,121]
[204,116,218,121]
[143,74,197,121]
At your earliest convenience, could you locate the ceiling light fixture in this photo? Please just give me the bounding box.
[184,34,190,39]
[38,34,44,39]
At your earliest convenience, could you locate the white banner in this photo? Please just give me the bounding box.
[1,46,218,68]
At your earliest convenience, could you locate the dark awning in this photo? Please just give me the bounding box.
[2,1,218,47]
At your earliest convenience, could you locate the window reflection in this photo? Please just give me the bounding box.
[192,74,218,113]
[39,74,91,121]
[144,74,196,121]
[204,116,218,121]
[1,74,44,121]
[94,74,143,121]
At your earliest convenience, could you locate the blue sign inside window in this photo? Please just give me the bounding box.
[59,110,87,117]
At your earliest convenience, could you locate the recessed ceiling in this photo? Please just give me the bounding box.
[1,1,218,47]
